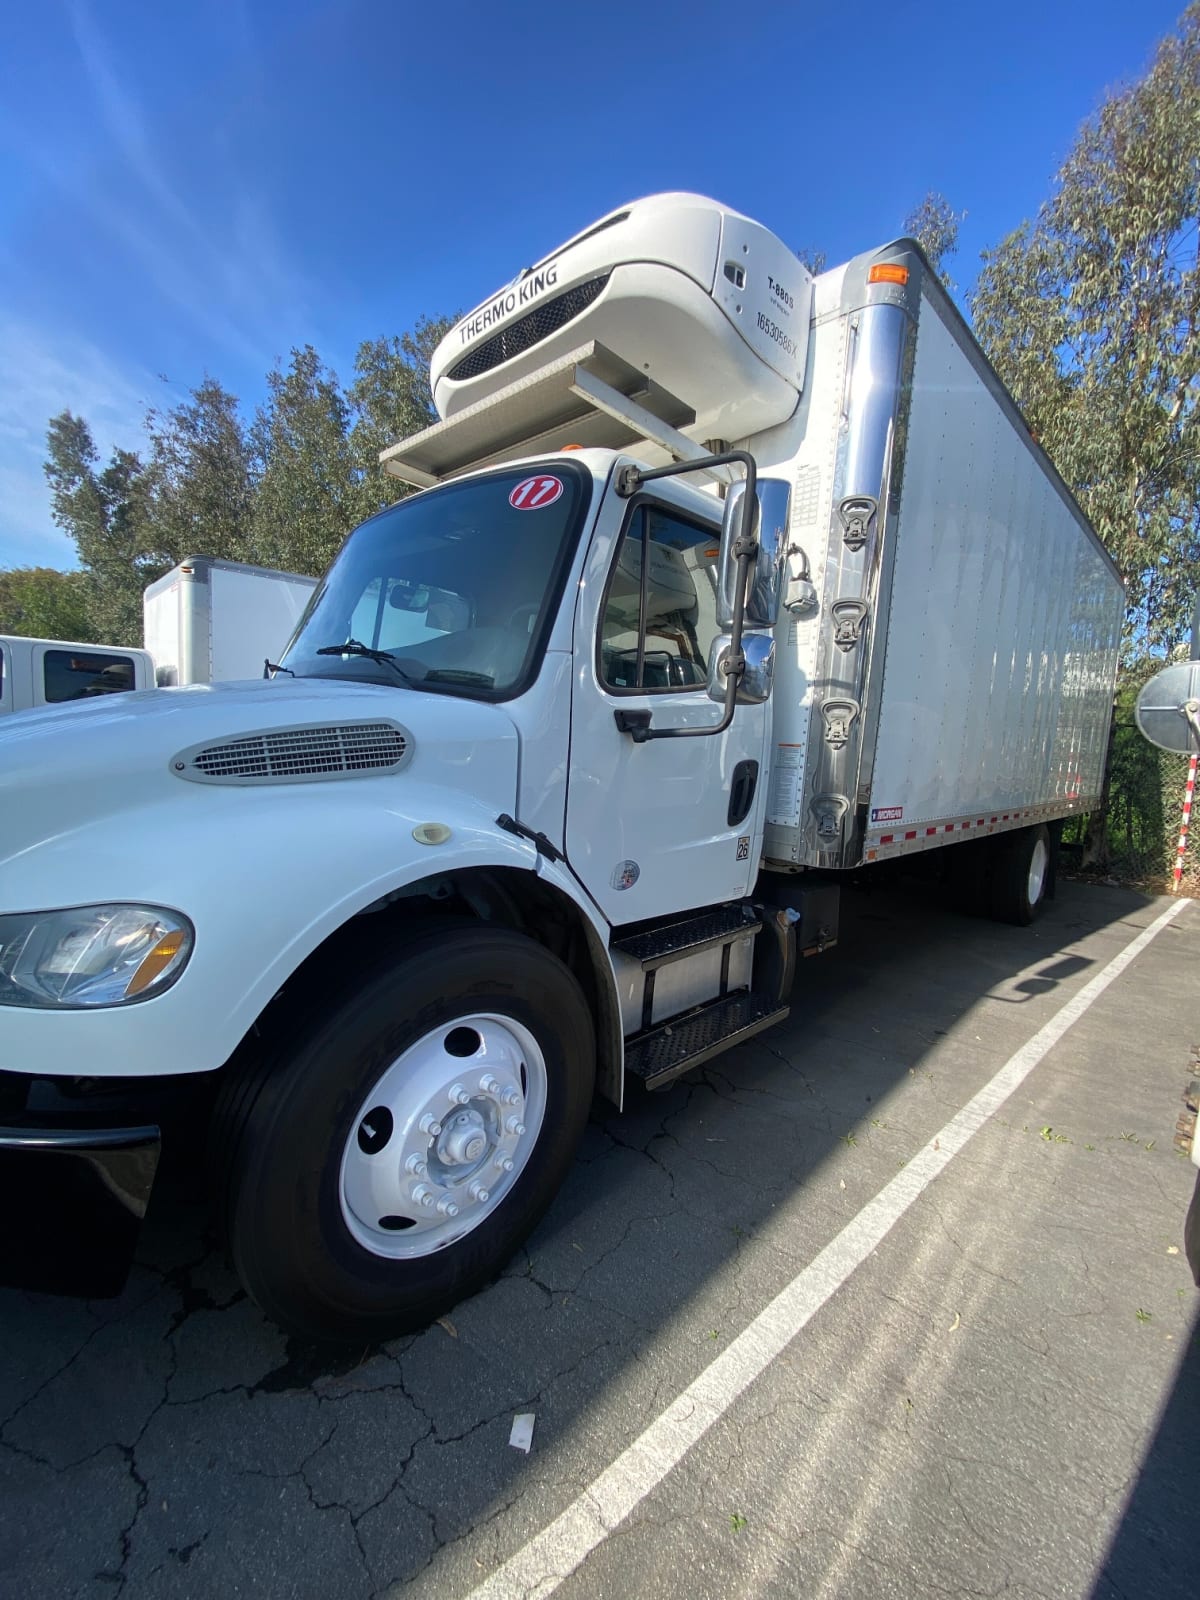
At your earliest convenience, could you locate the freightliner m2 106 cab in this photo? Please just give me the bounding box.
[0,194,1123,1341]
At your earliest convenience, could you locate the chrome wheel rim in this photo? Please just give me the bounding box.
[338,1012,547,1259]
[1028,837,1049,906]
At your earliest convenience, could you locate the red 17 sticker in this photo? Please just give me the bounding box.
[509,475,564,510]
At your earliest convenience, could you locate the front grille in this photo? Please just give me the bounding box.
[177,722,411,785]
[447,275,611,383]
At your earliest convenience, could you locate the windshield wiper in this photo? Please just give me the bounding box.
[315,639,415,684]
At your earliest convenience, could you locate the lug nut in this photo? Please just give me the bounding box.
[419,1114,443,1136]
[500,1087,521,1106]
[505,1116,526,1136]
[479,1074,501,1094]
[405,1155,427,1177]
[412,1184,436,1209]
[448,1083,471,1106]
[436,1197,459,1218]
[494,1155,514,1173]
[469,1181,490,1203]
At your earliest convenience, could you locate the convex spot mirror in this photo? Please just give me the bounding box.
[707,632,775,706]
[717,477,791,630]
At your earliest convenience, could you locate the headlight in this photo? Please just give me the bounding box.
[0,905,194,1009]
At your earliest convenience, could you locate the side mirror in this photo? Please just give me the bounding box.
[707,632,775,706]
[717,478,791,630]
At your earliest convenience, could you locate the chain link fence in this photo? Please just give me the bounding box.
[1062,663,1200,893]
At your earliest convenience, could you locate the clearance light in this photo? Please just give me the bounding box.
[869,264,909,286]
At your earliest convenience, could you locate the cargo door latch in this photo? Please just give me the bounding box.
[830,598,869,652]
[820,698,860,749]
[838,496,877,552]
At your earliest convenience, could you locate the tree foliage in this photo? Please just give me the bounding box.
[972,5,1200,653]
[44,412,152,643]
[348,316,450,525]
[902,191,964,288]
[0,566,96,641]
[39,315,449,629]
[250,346,356,576]
[143,378,254,567]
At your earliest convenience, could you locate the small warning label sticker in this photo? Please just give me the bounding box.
[870,806,904,824]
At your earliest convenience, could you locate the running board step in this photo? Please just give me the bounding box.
[612,905,762,970]
[625,991,789,1091]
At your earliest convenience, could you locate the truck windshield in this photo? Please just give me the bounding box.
[281,463,591,698]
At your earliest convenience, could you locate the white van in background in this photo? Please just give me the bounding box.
[0,635,155,717]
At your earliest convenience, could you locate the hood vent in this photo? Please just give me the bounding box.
[173,722,412,786]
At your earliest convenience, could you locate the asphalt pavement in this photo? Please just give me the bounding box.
[1,877,1197,1600]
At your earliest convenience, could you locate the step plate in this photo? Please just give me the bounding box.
[613,905,761,970]
[625,992,789,1091]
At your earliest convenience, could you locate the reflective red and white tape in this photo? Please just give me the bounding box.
[1173,752,1198,893]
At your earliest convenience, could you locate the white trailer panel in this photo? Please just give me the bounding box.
[761,252,1122,870]
[866,301,1120,841]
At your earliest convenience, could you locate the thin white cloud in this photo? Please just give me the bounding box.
[0,318,152,569]
[55,1,314,367]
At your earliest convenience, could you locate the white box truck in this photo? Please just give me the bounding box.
[0,635,155,716]
[0,193,1123,1339]
[143,556,318,686]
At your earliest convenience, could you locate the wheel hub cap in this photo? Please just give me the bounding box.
[338,1012,547,1259]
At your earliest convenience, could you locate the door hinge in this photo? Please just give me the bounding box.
[496,813,563,863]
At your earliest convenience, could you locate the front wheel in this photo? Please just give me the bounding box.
[219,926,595,1343]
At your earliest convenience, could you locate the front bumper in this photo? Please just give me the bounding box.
[0,1121,160,1297]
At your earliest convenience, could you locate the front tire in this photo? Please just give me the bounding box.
[220,926,595,1343]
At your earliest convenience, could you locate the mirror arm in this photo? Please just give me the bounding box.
[613,451,757,743]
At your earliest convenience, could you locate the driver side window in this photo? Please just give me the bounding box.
[599,504,720,693]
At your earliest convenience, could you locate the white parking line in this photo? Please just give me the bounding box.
[463,898,1188,1600]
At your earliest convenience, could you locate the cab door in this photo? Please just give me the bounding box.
[565,477,771,925]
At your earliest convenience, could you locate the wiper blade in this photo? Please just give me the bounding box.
[314,639,415,684]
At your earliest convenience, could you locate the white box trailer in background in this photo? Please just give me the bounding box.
[143,557,318,686]
[0,193,1124,1342]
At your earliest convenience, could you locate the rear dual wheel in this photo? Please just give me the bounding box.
[990,823,1052,926]
[218,926,594,1343]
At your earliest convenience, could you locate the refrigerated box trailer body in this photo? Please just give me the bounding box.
[143,557,318,686]
[752,257,1120,873]
[0,193,1123,1341]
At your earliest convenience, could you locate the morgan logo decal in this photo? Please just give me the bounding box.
[509,475,564,510]
[611,860,640,891]
[871,806,903,824]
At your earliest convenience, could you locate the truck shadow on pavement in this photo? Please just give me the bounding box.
[0,879,1178,1599]
[1090,1294,1200,1600]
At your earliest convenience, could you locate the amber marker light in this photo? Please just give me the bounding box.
[868,264,909,286]
[126,929,189,997]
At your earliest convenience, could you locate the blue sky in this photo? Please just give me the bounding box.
[0,0,1187,571]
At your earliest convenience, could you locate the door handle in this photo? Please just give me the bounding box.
[728,759,759,826]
